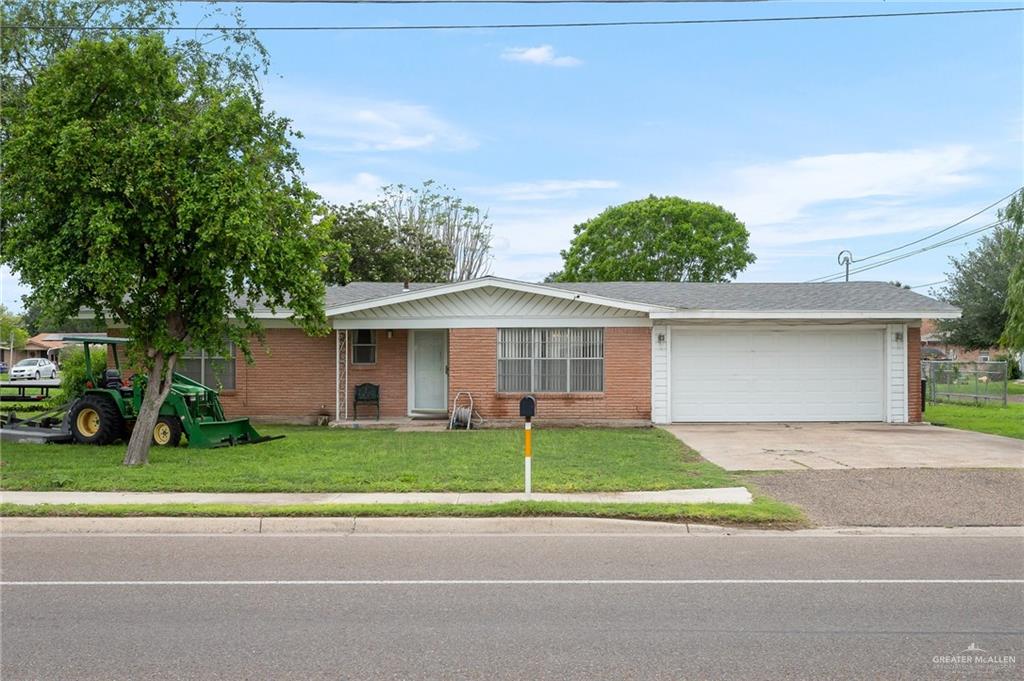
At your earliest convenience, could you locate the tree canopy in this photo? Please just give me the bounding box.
[937,192,1024,351]
[998,190,1024,351]
[375,182,493,282]
[324,201,453,285]
[0,35,337,464]
[553,195,756,282]
[1,1,267,107]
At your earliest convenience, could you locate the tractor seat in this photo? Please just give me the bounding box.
[101,368,123,390]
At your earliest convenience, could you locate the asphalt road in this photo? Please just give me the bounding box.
[2,533,1022,680]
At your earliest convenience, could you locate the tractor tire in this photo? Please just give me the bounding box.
[69,395,124,445]
[152,416,183,447]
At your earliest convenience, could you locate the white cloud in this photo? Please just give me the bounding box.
[470,179,618,201]
[703,145,988,247]
[485,205,599,281]
[501,45,583,68]
[267,88,476,153]
[310,172,385,205]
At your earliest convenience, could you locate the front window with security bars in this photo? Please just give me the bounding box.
[497,328,604,393]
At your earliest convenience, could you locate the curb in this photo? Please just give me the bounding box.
[2,517,1023,536]
[0,516,692,535]
[0,487,754,506]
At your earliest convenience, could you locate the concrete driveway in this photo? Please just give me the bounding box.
[662,423,1024,470]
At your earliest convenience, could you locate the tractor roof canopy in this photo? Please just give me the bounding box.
[62,336,128,345]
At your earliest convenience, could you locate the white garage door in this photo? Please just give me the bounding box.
[670,327,885,422]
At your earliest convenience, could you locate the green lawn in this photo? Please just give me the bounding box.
[0,425,740,493]
[929,380,1022,400]
[926,401,1024,440]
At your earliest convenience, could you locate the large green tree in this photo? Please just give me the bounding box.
[998,190,1024,351]
[1,36,337,465]
[1004,264,1024,351]
[554,195,756,282]
[1,1,266,106]
[324,201,453,285]
[20,296,105,335]
[937,192,1024,351]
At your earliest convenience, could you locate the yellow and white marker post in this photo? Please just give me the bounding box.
[524,416,532,496]
[519,395,536,497]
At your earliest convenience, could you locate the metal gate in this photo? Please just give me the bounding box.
[922,360,1009,406]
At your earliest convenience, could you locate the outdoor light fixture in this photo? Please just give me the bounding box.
[894,331,903,343]
[657,333,666,343]
[387,330,393,339]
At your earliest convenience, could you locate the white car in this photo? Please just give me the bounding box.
[9,358,58,381]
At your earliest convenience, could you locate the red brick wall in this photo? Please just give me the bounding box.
[448,327,651,421]
[346,330,408,418]
[218,328,335,421]
[908,325,922,423]
[218,328,409,421]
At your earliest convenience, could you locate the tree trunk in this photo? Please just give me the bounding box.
[123,351,177,466]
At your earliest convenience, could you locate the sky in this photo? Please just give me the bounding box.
[2,0,1022,310]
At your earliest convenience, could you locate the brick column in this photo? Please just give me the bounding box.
[907,325,922,422]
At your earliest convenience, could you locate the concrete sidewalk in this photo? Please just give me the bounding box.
[0,487,753,506]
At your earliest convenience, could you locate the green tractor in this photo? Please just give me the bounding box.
[1,337,279,448]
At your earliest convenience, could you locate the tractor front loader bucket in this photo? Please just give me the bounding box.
[183,417,284,449]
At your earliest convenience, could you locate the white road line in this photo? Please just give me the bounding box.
[3,579,1022,586]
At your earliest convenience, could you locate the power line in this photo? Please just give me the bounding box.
[845,187,1021,266]
[806,187,1020,283]
[911,280,947,290]
[10,6,1022,31]
[814,221,1000,283]
[818,222,997,282]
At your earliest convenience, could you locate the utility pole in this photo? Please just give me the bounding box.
[837,250,853,282]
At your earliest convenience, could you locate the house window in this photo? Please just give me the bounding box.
[497,328,603,393]
[352,330,377,365]
[178,343,236,389]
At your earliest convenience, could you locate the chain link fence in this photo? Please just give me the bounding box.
[922,360,1009,406]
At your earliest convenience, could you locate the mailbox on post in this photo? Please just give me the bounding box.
[519,395,536,418]
[519,395,536,495]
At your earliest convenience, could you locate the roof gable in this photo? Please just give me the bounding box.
[324,277,666,317]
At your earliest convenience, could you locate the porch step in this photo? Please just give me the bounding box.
[409,410,447,421]
[394,421,451,432]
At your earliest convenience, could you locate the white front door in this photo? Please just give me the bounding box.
[410,330,448,412]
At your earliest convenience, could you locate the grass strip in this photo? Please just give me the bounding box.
[0,497,805,527]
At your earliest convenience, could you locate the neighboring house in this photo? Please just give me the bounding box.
[22,332,109,364]
[919,319,1001,362]
[176,277,957,426]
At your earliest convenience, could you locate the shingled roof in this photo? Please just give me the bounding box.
[248,277,957,316]
[544,281,958,313]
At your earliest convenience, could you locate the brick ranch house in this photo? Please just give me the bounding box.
[177,277,959,426]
